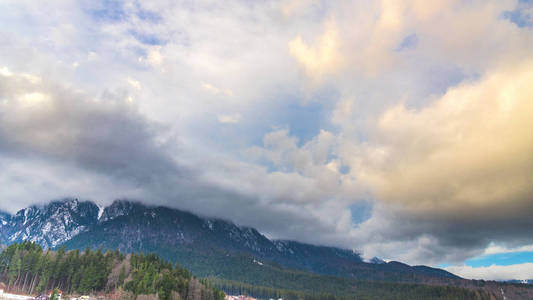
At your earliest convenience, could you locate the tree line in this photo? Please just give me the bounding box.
[208,277,496,300]
[0,242,224,300]
[0,242,499,300]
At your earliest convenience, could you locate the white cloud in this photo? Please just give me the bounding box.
[446,263,533,281]
[352,61,533,215]
[202,82,233,97]
[127,77,142,90]
[1,0,533,269]
[484,243,533,255]
[280,0,319,17]
[217,113,241,124]
[289,19,342,81]
[336,60,533,264]
[139,46,163,68]
[0,66,13,77]
[19,92,50,107]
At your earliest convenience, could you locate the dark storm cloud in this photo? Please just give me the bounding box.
[0,74,184,187]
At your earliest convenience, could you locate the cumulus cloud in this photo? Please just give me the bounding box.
[484,244,533,255]
[0,69,180,207]
[280,0,319,17]
[127,77,141,90]
[202,83,233,97]
[343,60,533,264]
[2,0,533,271]
[217,113,241,124]
[0,69,361,250]
[446,263,533,281]
[140,46,164,68]
[289,19,342,80]
[357,62,533,215]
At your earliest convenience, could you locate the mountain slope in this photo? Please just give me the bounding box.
[0,210,11,244]
[60,199,458,283]
[3,199,533,299]
[0,199,458,284]
[0,198,99,249]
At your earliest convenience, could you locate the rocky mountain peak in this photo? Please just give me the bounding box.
[2,198,99,249]
[0,210,10,224]
[0,198,463,285]
[99,199,147,222]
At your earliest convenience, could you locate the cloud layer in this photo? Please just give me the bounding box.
[346,61,533,263]
[1,0,533,274]
[446,264,533,281]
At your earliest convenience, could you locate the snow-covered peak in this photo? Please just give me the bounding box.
[2,198,99,249]
[0,211,10,227]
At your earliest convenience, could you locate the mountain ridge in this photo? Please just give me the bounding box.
[0,198,100,248]
[0,198,459,284]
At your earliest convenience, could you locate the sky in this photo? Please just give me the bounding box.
[0,0,533,281]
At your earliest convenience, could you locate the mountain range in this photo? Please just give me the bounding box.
[0,198,460,283]
[3,198,533,299]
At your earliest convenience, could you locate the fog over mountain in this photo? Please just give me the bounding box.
[1,0,533,281]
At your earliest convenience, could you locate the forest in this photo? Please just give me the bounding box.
[210,277,496,300]
[0,242,512,300]
[0,242,224,300]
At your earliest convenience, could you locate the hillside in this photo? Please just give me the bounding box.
[0,199,457,283]
[0,242,224,300]
[0,200,100,249]
[0,242,499,300]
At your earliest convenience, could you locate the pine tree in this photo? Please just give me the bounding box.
[8,248,21,292]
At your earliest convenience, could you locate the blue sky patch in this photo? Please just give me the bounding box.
[130,31,164,45]
[244,93,337,149]
[136,7,163,23]
[396,34,419,51]
[350,201,373,226]
[88,0,126,22]
[284,101,330,146]
[502,4,533,28]
[466,251,533,267]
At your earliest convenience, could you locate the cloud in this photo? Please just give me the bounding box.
[0,69,180,206]
[356,61,533,215]
[2,0,533,271]
[202,82,233,97]
[289,19,342,81]
[280,0,319,17]
[0,67,13,77]
[0,69,362,251]
[342,60,533,264]
[484,244,533,255]
[445,263,533,281]
[217,113,241,124]
[127,77,142,90]
[139,45,163,67]
[0,1,359,251]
